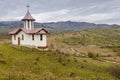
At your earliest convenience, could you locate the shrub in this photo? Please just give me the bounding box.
[61,62,66,66]
[64,53,70,56]
[88,52,94,58]
[109,64,120,79]
[35,57,39,61]
[69,72,76,77]
[47,54,50,56]
[58,56,62,63]
[83,60,87,63]
[107,54,111,57]
[33,61,37,65]
[96,53,99,57]
[81,65,84,69]
[50,44,54,49]
[0,59,6,64]
[67,59,70,62]
[55,49,61,53]
[117,53,120,56]
[74,58,78,63]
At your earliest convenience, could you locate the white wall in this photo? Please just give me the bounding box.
[12,31,47,48]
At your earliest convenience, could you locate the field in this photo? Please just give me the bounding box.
[0,27,120,79]
[0,44,117,80]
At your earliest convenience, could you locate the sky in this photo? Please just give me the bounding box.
[0,0,120,24]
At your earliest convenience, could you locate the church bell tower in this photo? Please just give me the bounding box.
[22,5,35,29]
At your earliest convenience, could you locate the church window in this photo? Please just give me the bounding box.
[40,34,43,41]
[28,20,29,29]
[14,35,16,40]
[22,34,24,40]
[32,34,34,40]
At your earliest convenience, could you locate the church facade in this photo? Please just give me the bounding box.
[9,8,48,49]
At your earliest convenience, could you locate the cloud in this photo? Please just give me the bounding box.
[0,0,120,24]
[33,9,70,22]
[32,8,120,25]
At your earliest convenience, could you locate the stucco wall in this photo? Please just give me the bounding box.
[12,31,47,48]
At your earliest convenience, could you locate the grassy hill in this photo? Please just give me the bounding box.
[0,27,120,79]
[48,27,120,55]
[0,44,117,80]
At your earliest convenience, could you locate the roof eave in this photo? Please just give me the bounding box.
[21,19,35,21]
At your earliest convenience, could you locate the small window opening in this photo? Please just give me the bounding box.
[40,34,43,41]
[32,34,34,40]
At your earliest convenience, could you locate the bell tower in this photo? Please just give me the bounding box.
[22,5,35,29]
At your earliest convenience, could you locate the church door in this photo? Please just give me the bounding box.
[18,37,20,45]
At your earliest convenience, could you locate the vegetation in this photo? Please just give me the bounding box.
[0,44,117,80]
[88,52,95,58]
[0,27,120,79]
[109,64,120,79]
[48,27,120,56]
[55,27,120,46]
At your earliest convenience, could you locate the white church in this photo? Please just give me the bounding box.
[9,7,48,49]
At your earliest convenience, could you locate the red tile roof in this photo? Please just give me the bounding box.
[22,10,35,21]
[8,28,21,35]
[9,28,48,35]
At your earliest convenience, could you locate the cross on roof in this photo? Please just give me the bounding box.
[26,5,30,10]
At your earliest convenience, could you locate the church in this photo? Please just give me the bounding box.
[9,7,48,49]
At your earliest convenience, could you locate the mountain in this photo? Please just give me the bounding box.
[0,21,119,32]
[42,21,119,31]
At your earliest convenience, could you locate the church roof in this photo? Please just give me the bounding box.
[22,10,35,21]
[9,28,48,35]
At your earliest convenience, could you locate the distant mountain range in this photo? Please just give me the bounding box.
[0,21,119,32]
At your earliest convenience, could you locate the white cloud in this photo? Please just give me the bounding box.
[79,12,119,21]
[33,9,70,22]
[30,8,120,24]
[0,0,120,24]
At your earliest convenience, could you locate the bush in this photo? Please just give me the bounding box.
[35,57,39,61]
[88,52,94,58]
[69,72,76,77]
[0,59,6,64]
[74,58,78,63]
[81,65,84,69]
[109,64,120,79]
[117,53,120,56]
[57,56,63,63]
[83,60,87,63]
[61,62,66,66]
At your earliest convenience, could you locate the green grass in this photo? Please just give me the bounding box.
[0,44,116,80]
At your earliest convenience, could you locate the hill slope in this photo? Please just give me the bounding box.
[0,44,115,80]
[48,27,120,57]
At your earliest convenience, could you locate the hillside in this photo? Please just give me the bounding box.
[0,44,117,80]
[0,27,120,79]
[48,27,120,60]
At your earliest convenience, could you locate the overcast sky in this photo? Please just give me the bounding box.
[0,0,120,24]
